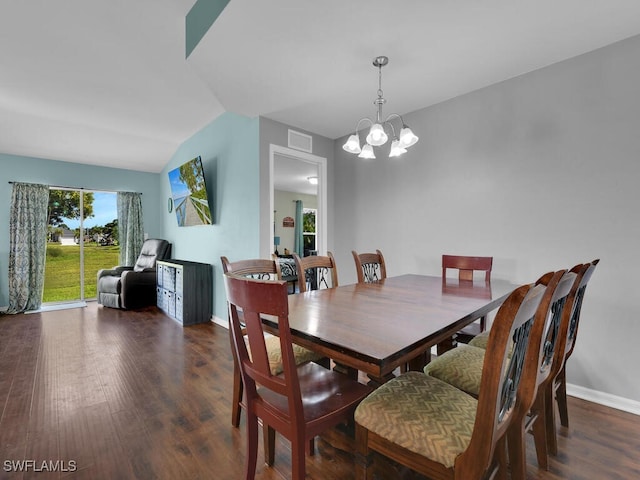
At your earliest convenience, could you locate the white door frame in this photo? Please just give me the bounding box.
[269,144,327,256]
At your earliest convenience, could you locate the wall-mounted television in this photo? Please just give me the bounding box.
[168,156,213,226]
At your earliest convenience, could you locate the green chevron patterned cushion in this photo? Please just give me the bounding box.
[468,330,490,349]
[245,335,323,375]
[469,330,515,357]
[423,344,485,397]
[355,371,477,468]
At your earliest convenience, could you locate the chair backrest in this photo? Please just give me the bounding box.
[352,249,387,283]
[133,238,171,271]
[455,281,546,475]
[562,259,599,363]
[511,269,576,426]
[223,273,304,427]
[220,256,282,280]
[442,254,492,282]
[293,252,338,293]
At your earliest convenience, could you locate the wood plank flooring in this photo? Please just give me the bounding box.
[1,303,639,479]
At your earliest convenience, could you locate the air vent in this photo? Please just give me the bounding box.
[288,130,313,153]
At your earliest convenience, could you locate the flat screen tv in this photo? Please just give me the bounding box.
[168,156,213,226]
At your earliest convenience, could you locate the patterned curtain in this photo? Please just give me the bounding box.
[6,183,50,314]
[117,192,144,266]
[294,200,303,257]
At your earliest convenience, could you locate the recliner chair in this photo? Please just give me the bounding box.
[97,238,171,309]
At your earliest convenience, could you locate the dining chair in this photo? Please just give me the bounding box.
[442,254,493,282]
[425,270,578,479]
[354,281,546,480]
[506,269,580,479]
[292,251,338,293]
[545,259,599,458]
[224,272,372,480]
[441,254,493,351]
[352,249,387,283]
[220,257,326,431]
[272,254,298,294]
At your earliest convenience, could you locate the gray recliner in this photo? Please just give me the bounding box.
[97,238,171,309]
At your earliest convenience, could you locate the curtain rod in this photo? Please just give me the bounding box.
[7,181,141,195]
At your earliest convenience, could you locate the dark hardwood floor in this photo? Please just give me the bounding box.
[1,303,639,479]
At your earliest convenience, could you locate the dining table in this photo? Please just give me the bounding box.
[262,274,518,386]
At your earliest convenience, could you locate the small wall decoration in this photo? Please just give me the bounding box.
[283,216,295,228]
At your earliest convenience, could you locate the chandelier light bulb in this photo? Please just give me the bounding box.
[342,133,362,154]
[398,126,419,148]
[366,123,388,146]
[389,139,407,157]
[358,144,376,159]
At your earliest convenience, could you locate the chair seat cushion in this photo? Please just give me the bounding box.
[468,330,490,349]
[97,275,122,294]
[424,344,486,397]
[245,335,324,376]
[355,371,477,468]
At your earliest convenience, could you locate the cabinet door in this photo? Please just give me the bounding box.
[176,267,183,296]
[157,264,164,288]
[176,294,183,323]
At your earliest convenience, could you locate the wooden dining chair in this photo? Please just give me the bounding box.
[441,254,493,350]
[292,251,338,293]
[425,269,581,479]
[352,249,387,283]
[442,254,493,282]
[545,259,599,458]
[506,269,579,480]
[220,257,325,430]
[354,281,546,480]
[224,272,373,480]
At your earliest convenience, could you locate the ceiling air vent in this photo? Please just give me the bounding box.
[288,129,312,153]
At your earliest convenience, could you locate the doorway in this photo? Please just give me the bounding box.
[44,188,119,304]
[269,145,327,257]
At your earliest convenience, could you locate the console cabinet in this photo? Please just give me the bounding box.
[156,259,212,326]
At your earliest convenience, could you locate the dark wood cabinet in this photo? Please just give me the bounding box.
[156,259,212,326]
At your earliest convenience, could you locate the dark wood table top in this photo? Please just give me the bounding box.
[263,274,517,383]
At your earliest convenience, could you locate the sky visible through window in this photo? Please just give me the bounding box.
[63,192,117,229]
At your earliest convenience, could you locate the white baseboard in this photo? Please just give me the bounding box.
[212,315,227,328]
[209,314,640,417]
[566,383,640,416]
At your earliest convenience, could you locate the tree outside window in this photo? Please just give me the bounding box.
[303,208,316,254]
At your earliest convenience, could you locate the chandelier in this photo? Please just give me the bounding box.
[342,56,419,159]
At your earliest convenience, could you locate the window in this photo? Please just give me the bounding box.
[303,208,316,254]
[44,189,118,303]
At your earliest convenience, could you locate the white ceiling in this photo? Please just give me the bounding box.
[2,1,640,173]
[274,153,318,196]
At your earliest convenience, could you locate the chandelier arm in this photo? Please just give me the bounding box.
[384,112,404,126]
[384,113,404,136]
[385,121,397,139]
[354,117,374,134]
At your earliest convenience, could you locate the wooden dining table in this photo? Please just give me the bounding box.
[263,274,518,385]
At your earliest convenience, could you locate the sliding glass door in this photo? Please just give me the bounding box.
[44,189,119,303]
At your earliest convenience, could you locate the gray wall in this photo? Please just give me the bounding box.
[0,155,162,307]
[334,35,640,403]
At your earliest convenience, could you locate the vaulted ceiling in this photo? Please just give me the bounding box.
[2,0,640,173]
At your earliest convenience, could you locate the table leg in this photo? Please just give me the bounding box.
[332,362,358,380]
[437,335,457,356]
[406,351,431,371]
